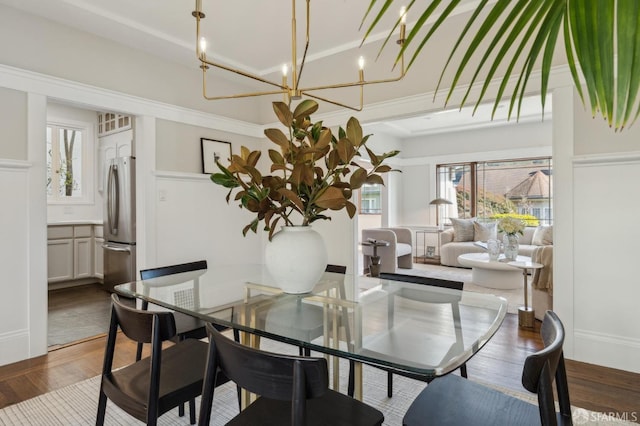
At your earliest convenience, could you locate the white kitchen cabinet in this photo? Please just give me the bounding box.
[98,129,134,192]
[94,225,104,279]
[74,237,93,279]
[47,238,74,282]
[48,223,101,285]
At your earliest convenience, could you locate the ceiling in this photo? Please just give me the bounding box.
[0,0,550,137]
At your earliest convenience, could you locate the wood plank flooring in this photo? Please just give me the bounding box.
[2,299,639,419]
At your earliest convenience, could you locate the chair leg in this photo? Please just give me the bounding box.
[96,388,107,426]
[304,347,311,357]
[347,360,355,398]
[387,371,393,397]
[460,363,468,378]
[179,403,185,417]
[135,342,143,361]
[189,399,196,425]
[299,346,304,356]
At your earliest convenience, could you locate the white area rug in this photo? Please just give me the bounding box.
[404,263,525,314]
[0,338,634,425]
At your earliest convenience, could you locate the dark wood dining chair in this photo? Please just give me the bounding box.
[348,272,466,398]
[137,259,242,420]
[96,294,227,425]
[402,310,572,426]
[136,260,209,361]
[198,322,384,426]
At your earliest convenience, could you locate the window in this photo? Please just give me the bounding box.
[359,183,382,214]
[436,157,553,225]
[47,123,88,202]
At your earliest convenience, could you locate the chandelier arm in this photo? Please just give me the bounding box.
[300,67,406,93]
[202,67,287,100]
[201,59,285,90]
[294,0,311,92]
[302,91,363,112]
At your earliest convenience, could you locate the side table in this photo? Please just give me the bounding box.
[508,260,544,329]
[360,239,390,277]
[415,229,442,264]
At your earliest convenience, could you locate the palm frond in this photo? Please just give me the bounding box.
[361,0,640,131]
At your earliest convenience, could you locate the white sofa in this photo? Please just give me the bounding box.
[440,226,539,267]
[362,227,413,274]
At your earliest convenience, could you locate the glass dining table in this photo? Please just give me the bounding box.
[114,264,507,401]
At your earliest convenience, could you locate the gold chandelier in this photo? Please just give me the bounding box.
[192,0,408,111]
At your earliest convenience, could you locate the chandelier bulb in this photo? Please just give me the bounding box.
[400,6,407,24]
[282,64,288,77]
[199,37,207,59]
[358,56,365,70]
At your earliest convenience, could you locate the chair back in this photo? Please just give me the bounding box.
[111,293,177,343]
[140,260,207,280]
[325,264,347,274]
[379,273,463,304]
[206,323,329,401]
[521,310,571,424]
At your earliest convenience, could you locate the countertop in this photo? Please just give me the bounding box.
[47,220,103,226]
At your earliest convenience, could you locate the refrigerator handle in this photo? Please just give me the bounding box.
[103,244,131,253]
[107,163,120,235]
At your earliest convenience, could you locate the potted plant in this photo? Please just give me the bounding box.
[211,100,399,293]
[361,1,639,132]
[498,216,526,261]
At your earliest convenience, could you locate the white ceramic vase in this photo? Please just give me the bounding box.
[264,225,328,294]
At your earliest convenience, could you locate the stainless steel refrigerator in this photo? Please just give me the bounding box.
[103,156,136,292]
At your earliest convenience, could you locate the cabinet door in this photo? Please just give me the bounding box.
[94,237,104,279]
[48,239,74,282]
[74,237,93,279]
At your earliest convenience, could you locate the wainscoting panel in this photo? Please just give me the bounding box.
[0,162,30,366]
[573,155,640,373]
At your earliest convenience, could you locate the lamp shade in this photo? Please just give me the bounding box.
[429,198,453,205]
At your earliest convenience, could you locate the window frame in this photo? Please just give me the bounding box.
[46,119,95,205]
[436,156,553,225]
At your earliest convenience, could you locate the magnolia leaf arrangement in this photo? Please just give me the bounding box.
[362,0,640,131]
[211,100,399,239]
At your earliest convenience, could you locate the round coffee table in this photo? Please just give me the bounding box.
[457,253,530,290]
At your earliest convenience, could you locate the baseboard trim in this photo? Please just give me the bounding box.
[0,330,30,367]
[573,329,640,374]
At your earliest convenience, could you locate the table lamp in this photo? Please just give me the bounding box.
[429,197,453,230]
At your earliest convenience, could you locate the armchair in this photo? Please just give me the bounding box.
[362,227,413,274]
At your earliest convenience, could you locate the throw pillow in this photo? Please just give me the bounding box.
[532,225,553,245]
[451,218,476,242]
[474,221,498,242]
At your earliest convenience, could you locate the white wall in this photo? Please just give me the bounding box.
[0,87,27,160]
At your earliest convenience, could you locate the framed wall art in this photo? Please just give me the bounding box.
[201,138,232,174]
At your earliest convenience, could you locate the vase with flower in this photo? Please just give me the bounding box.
[498,217,525,261]
[210,100,398,293]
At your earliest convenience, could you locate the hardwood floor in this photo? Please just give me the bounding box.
[1,311,639,419]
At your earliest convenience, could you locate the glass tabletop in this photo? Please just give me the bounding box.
[115,264,507,380]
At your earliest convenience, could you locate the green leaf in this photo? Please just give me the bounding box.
[315,186,347,210]
[272,102,293,127]
[349,168,368,190]
[346,117,363,146]
[264,128,290,149]
[292,100,319,121]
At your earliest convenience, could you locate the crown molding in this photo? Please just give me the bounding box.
[0,63,264,138]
